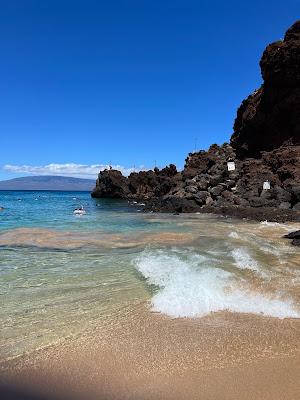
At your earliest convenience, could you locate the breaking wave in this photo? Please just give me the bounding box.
[231,248,263,274]
[134,248,299,319]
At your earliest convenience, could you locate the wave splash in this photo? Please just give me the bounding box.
[134,248,299,319]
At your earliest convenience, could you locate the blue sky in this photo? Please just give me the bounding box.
[0,0,299,180]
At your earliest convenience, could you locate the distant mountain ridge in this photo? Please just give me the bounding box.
[0,176,95,191]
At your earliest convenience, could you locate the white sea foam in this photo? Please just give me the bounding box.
[229,231,239,239]
[260,221,297,233]
[260,221,281,227]
[135,249,299,319]
[231,248,262,274]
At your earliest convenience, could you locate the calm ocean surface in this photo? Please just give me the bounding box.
[0,191,299,361]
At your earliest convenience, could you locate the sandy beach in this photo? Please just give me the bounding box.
[2,301,300,400]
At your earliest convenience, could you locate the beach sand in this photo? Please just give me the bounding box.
[2,303,300,400]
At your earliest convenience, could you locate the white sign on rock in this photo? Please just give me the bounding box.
[263,181,271,190]
[227,161,236,171]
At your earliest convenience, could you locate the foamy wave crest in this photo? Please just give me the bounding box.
[260,221,281,227]
[135,249,299,319]
[229,231,239,239]
[231,248,262,274]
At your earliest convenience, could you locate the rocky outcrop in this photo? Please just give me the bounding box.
[283,230,300,246]
[92,143,300,220]
[91,21,300,222]
[145,143,300,217]
[91,164,180,200]
[91,169,129,198]
[231,20,300,158]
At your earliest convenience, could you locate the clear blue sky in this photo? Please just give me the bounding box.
[0,0,299,179]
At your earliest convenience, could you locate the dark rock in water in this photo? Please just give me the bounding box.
[284,230,300,239]
[283,229,300,246]
[91,169,129,198]
[231,20,300,158]
[150,196,199,213]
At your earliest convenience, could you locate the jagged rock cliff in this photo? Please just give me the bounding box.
[91,21,300,222]
[231,20,300,158]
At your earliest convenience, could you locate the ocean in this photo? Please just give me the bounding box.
[0,190,299,363]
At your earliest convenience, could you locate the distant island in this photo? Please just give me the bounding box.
[0,175,95,191]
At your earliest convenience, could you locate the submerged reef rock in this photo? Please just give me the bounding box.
[92,22,300,222]
[231,20,300,158]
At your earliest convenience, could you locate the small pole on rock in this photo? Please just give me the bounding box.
[194,137,198,153]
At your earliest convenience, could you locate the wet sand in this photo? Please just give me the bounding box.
[2,304,300,400]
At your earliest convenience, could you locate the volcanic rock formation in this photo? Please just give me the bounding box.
[92,164,180,200]
[231,20,300,158]
[91,21,300,222]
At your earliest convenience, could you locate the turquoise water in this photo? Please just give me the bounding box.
[1,191,300,361]
[0,190,167,233]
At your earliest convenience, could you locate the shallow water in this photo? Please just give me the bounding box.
[0,191,299,361]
